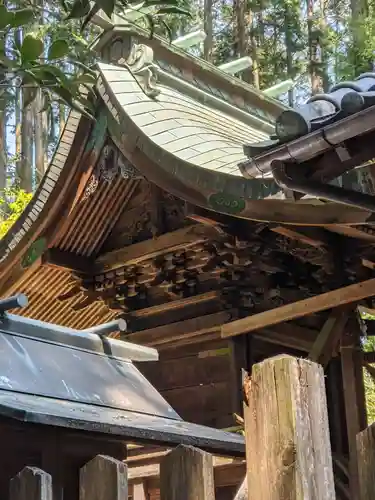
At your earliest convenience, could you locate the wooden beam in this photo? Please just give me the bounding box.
[256,322,318,352]
[42,248,94,274]
[341,329,367,500]
[159,445,215,500]
[126,310,237,348]
[221,277,375,338]
[244,355,335,499]
[127,454,245,483]
[270,225,327,248]
[309,308,349,367]
[95,224,222,272]
[357,422,375,500]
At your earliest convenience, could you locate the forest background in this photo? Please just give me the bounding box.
[1,0,375,421]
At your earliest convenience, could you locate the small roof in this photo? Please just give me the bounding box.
[0,311,245,456]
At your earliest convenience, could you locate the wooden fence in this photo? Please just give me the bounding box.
[7,355,375,500]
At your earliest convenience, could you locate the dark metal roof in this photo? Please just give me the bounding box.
[239,74,375,213]
[242,73,375,177]
[0,309,245,456]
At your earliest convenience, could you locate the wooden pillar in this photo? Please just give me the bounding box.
[244,354,335,499]
[228,335,251,417]
[326,359,347,456]
[341,325,367,500]
[357,422,375,500]
[160,445,215,500]
[133,481,147,500]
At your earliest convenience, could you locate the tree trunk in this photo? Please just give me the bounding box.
[20,85,34,192]
[203,0,213,62]
[350,0,370,75]
[0,104,6,192]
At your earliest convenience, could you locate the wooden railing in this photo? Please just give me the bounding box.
[8,355,375,500]
[8,447,217,500]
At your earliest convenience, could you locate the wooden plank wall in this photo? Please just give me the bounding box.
[137,340,233,428]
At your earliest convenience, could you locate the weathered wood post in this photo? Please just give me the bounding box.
[356,422,375,500]
[160,444,215,500]
[80,455,128,500]
[244,354,336,499]
[10,467,52,500]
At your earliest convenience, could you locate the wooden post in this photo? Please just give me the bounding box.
[228,335,251,417]
[357,422,375,500]
[80,455,128,500]
[10,467,52,500]
[341,326,367,500]
[160,445,215,500]
[244,354,336,499]
[133,481,147,500]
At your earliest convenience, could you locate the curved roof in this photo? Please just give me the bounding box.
[96,58,373,226]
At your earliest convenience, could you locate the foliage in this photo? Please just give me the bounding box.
[0,0,191,118]
[0,186,32,239]
[363,334,375,423]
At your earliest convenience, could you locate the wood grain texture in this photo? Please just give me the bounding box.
[80,455,128,500]
[244,355,335,500]
[309,308,349,367]
[341,330,367,500]
[10,467,52,500]
[160,445,215,500]
[222,277,375,338]
[95,224,222,272]
[357,423,375,500]
[132,481,147,500]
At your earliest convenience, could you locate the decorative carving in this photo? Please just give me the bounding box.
[83,142,142,200]
[162,192,189,232]
[118,44,161,98]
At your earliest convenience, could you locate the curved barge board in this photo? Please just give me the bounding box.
[0,110,91,288]
[97,63,373,226]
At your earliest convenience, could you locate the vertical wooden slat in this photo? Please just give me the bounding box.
[160,445,215,500]
[10,467,52,500]
[244,354,336,500]
[341,327,367,500]
[132,481,148,500]
[357,422,375,500]
[228,335,250,418]
[80,455,128,500]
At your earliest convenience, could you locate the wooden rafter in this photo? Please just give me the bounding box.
[94,224,223,273]
[221,277,375,338]
[125,310,237,349]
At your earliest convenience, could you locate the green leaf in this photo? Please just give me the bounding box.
[21,34,44,62]
[74,73,97,85]
[23,87,38,109]
[68,60,96,76]
[159,19,172,43]
[0,51,15,68]
[66,0,90,19]
[145,13,155,39]
[156,6,191,15]
[39,91,51,113]
[0,5,12,29]
[48,39,70,60]
[80,3,100,32]
[143,0,179,5]
[95,0,115,19]
[11,8,34,28]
